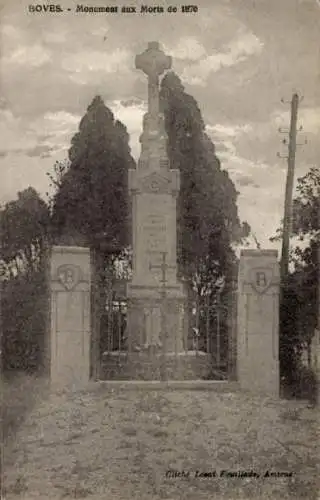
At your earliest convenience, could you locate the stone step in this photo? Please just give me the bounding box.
[101,352,213,381]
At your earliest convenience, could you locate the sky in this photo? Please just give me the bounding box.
[0,0,319,250]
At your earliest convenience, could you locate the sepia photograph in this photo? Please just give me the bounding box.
[1,0,319,498]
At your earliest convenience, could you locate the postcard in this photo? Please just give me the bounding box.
[1,1,318,499]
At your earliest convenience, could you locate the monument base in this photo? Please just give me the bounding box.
[101,351,212,381]
[126,282,187,352]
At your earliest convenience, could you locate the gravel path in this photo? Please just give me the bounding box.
[3,382,319,499]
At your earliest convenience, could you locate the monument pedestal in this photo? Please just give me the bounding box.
[126,172,188,377]
[237,250,280,396]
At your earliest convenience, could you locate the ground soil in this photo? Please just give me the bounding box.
[2,377,319,500]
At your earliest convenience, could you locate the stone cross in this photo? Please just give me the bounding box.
[135,42,172,118]
[149,251,176,285]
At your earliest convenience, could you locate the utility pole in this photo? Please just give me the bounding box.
[279,93,299,287]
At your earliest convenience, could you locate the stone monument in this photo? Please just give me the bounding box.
[237,249,280,396]
[50,246,91,388]
[126,42,187,370]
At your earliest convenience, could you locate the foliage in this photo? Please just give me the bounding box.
[46,159,70,211]
[270,166,319,246]
[51,96,135,254]
[0,187,50,277]
[292,166,320,241]
[275,166,320,383]
[1,269,49,374]
[0,188,50,375]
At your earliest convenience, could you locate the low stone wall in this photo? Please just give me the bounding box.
[101,351,212,381]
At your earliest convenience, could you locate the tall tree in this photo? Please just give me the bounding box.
[160,72,249,295]
[51,96,135,252]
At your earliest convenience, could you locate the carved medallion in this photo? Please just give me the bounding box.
[57,264,80,291]
[250,267,274,294]
[141,172,170,194]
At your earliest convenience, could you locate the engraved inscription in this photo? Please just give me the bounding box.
[143,214,167,252]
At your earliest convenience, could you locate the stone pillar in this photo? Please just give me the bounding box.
[237,250,280,396]
[50,246,91,389]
